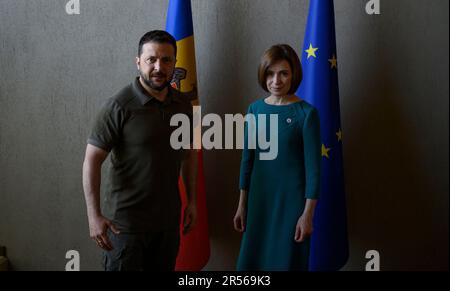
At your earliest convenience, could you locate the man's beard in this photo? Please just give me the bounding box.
[140,71,171,92]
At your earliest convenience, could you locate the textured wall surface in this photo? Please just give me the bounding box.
[0,0,448,271]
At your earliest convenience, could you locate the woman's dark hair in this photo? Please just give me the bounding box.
[258,44,303,94]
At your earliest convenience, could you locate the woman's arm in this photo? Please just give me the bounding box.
[295,199,318,242]
[234,190,248,232]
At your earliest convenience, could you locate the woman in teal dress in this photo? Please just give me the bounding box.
[234,44,321,271]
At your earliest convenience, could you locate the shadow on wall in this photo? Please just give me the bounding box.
[343,1,448,270]
[195,0,252,271]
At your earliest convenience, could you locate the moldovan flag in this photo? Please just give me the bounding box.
[166,0,210,271]
[296,0,349,271]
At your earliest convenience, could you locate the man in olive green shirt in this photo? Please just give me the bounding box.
[82,30,197,271]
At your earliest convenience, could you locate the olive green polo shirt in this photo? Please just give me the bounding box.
[88,78,193,232]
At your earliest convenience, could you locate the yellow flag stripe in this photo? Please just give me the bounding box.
[176,36,197,94]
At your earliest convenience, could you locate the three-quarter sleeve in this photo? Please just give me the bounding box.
[239,104,255,191]
[303,107,321,199]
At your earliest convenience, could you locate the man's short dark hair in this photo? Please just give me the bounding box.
[258,44,303,95]
[138,30,177,57]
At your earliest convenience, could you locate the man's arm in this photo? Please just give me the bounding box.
[82,144,119,250]
[180,149,198,234]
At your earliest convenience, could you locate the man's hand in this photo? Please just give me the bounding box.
[88,214,120,250]
[180,148,198,235]
[182,202,197,235]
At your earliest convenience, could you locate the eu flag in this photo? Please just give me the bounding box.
[296,0,349,271]
[166,0,210,271]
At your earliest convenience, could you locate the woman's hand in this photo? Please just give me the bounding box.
[234,190,248,232]
[294,199,317,242]
[294,213,314,243]
[233,206,246,232]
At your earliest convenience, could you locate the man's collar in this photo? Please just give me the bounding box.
[132,77,174,106]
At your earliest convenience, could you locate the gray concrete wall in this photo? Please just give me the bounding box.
[0,0,448,271]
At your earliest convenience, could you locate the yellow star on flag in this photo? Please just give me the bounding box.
[322,144,331,158]
[336,129,342,141]
[329,54,337,69]
[305,44,318,59]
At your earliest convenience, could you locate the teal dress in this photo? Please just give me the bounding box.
[237,99,321,271]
